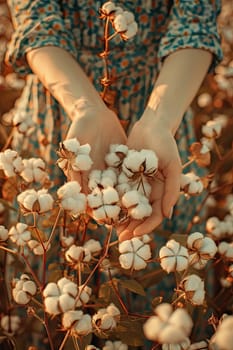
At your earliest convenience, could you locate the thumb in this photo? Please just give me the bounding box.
[162,159,181,218]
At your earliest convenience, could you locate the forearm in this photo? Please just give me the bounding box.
[26,46,106,118]
[145,49,212,135]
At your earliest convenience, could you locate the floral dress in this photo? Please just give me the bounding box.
[5,1,222,346]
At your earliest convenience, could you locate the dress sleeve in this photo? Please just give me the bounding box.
[5,0,77,75]
[158,0,223,70]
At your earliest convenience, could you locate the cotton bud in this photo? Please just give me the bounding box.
[187,232,217,269]
[20,158,48,183]
[87,187,121,224]
[122,149,158,179]
[119,237,152,271]
[88,168,117,191]
[121,190,152,220]
[179,274,205,305]
[210,316,233,350]
[0,225,8,241]
[62,310,92,335]
[188,340,208,350]
[0,149,24,177]
[57,181,87,218]
[17,188,54,214]
[57,138,93,172]
[143,303,193,344]
[8,222,31,246]
[105,144,128,168]
[1,315,21,334]
[83,239,102,254]
[27,239,50,255]
[162,338,190,350]
[92,303,120,331]
[65,244,91,264]
[218,242,233,260]
[76,285,92,307]
[12,110,34,134]
[202,120,222,139]
[12,274,37,305]
[180,173,204,195]
[101,1,117,15]
[103,340,128,350]
[159,240,189,273]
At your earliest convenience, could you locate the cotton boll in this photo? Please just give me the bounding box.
[202,120,222,138]
[43,282,60,298]
[76,285,92,306]
[44,296,60,315]
[62,138,80,153]
[129,202,152,219]
[0,225,8,241]
[58,294,76,312]
[13,290,30,305]
[123,11,135,25]
[113,14,128,33]
[159,240,189,273]
[104,204,121,220]
[62,282,78,298]
[101,1,116,15]
[119,252,134,269]
[57,181,82,198]
[73,154,93,171]
[74,314,92,335]
[87,190,103,208]
[9,223,31,246]
[105,144,128,168]
[211,316,233,350]
[83,239,102,254]
[62,310,83,329]
[102,187,119,205]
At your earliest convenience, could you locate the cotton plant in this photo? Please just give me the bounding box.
[210,315,233,350]
[118,236,152,271]
[12,274,37,305]
[0,148,24,177]
[92,303,120,332]
[206,215,233,240]
[43,277,78,315]
[143,303,193,345]
[159,239,189,273]
[8,222,31,246]
[187,232,217,269]
[62,310,92,336]
[65,244,92,265]
[180,172,204,196]
[17,188,54,215]
[20,157,48,183]
[57,181,87,218]
[100,2,138,41]
[178,274,205,306]
[27,239,51,255]
[87,186,121,224]
[57,138,93,173]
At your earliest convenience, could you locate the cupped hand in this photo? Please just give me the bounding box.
[65,102,127,191]
[117,115,182,241]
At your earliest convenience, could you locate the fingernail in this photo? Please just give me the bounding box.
[168,207,174,219]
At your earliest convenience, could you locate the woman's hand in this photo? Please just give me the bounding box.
[117,109,182,241]
[66,101,127,191]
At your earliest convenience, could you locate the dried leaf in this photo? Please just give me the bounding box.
[118,278,146,296]
[189,142,211,167]
[2,177,18,202]
[115,317,145,347]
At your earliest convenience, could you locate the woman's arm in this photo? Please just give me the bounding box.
[26,46,106,117]
[117,48,213,241]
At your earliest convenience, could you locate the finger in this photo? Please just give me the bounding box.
[117,219,142,242]
[162,160,181,218]
[133,200,163,236]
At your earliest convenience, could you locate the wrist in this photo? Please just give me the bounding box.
[141,107,180,136]
[69,97,108,121]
